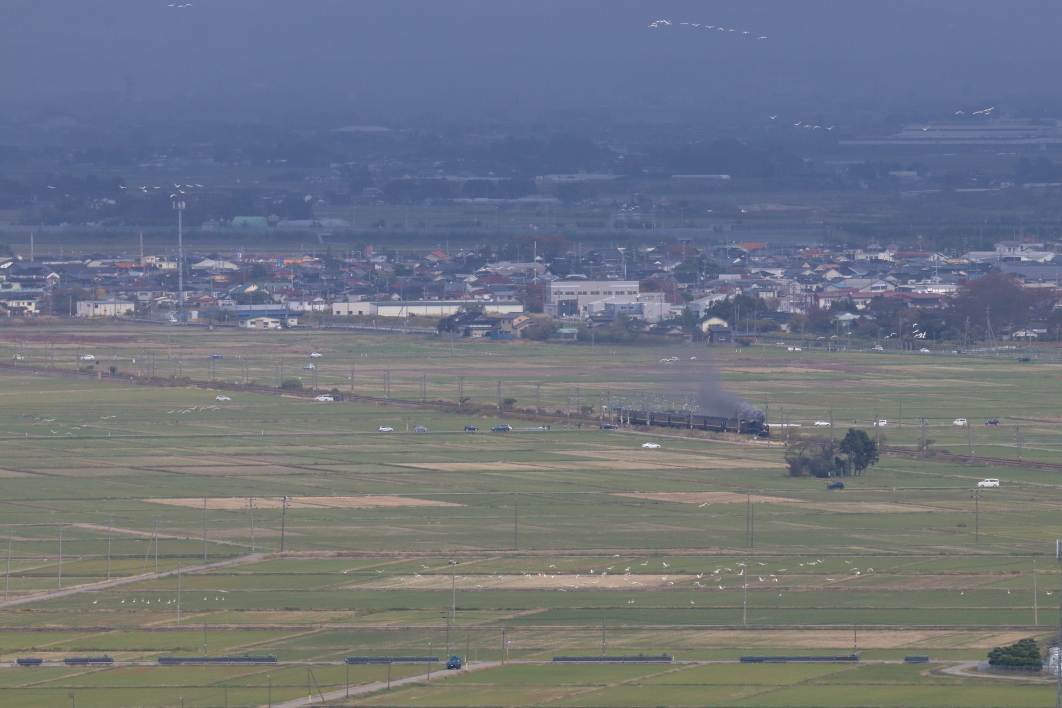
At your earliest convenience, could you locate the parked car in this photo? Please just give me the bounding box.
[378,426,393,432]
[600,423,617,429]
[642,442,661,449]
[827,346,839,352]
[827,481,844,490]
[872,344,884,351]
[208,353,223,360]
[491,424,512,432]
[1018,356,1032,362]
[813,421,832,427]
[313,395,334,402]
[215,395,231,402]
[977,478,1000,488]
[303,364,316,370]
[11,354,24,361]
[414,425,428,432]
[463,425,479,432]
[309,352,323,358]
[986,418,1000,425]
[953,418,968,426]
[78,354,95,361]
[919,348,931,353]
[874,419,887,427]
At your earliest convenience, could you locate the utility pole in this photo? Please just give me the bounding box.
[1034,559,1038,625]
[746,492,753,548]
[174,200,185,322]
[449,560,457,654]
[103,514,113,581]
[280,496,288,552]
[513,493,519,550]
[602,609,607,655]
[151,514,161,573]
[972,491,982,544]
[202,498,208,563]
[1017,425,1022,461]
[57,524,63,589]
[249,497,256,553]
[1054,539,1061,708]
[742,557,748,626]
[176,562,181,625]
[4,533,11,601]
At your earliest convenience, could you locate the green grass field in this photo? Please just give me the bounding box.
[1,323,1061,706]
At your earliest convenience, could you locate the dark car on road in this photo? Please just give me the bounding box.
[827,481,844,490]
[491,424,512,432]
[986,418,999,425]
[599,423,617,429]
[464,425,479,432]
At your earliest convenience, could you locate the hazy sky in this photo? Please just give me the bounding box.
[5,1,1062,124]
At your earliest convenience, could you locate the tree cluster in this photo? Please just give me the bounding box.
[785,429,879,478]
[987,638,1042,669]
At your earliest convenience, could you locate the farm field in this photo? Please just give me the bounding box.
[0,323,1061,706]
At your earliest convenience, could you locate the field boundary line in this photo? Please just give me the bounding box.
[0,552,269,609]
[268,660,503,708]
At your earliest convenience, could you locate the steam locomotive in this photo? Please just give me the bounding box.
[616,409,770,437]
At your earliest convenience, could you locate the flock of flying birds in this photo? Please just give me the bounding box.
[649,20,766,40]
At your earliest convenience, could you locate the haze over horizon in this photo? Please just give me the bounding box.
[5,1,1062,127]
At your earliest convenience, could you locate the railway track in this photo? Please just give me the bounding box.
[884,445,1062,472]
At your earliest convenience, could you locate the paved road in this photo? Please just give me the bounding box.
[268,661,502,708]
[939,660,1056,683]
[0,553,268,609]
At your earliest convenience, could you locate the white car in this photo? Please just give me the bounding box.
[378,426,394,432]
[78,354,95,361]
[303,364,316,370]
[953,418,968,426]
[920,348,931,353]
[642,442,661,449]
[309,352,323,358]
[314,395,334,402]
[11,354,24,361]
[215,395,231,402]
[874,419,887,427]
[872,345,884,351]
[977,478,1000,488]
[814,421,832,427]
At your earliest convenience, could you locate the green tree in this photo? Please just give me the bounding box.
[838,428,880,476]
[988,638,1041,669]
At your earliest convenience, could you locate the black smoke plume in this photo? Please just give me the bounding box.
[696,367,766,422]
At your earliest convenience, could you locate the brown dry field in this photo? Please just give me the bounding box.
[143,495,464,510]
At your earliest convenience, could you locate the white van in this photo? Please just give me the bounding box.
[977,479,1000,488]
[953,418,968,426]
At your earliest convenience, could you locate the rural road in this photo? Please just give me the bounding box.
[0,552,268,609]
[938,660,1056,682]
[267,660,502,708]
